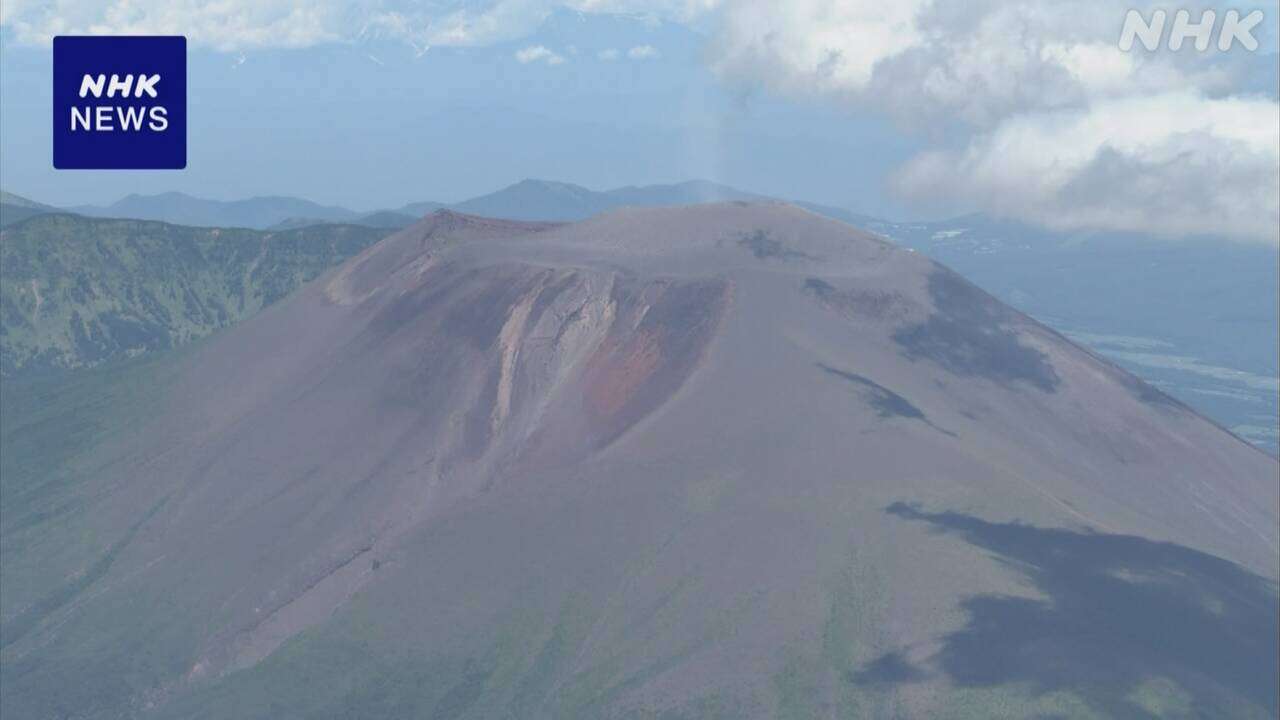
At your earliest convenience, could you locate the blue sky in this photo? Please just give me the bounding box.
[1,1,1277,238]
[0,11,918,216]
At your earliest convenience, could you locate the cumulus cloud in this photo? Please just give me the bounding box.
[706,0,1280,242]
[706,1,1260,124]
[893,93,1279,241]
[627,43,660,59]
[515,44,565,64]
[598,47,621,60]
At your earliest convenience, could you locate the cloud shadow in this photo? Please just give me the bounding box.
[858,503,1279,718]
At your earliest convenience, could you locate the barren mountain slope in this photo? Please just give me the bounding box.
[2,204,1275,719]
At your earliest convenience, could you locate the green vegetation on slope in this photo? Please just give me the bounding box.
[0,349,183,629]
[0,213,391,376]
[0,205,52,229]
[0,351,188,720]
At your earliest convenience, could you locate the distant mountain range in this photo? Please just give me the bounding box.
[3,180,1276,452]
[64,192,361,229]
[7,179,870,231]
[0,191,59,228]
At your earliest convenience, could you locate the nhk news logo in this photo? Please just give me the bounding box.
[53,36,187,170]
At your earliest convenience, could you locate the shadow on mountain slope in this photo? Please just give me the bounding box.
[892,269,1061,393]
[862,503,1279,718]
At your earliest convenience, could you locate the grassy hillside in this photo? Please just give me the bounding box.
[0,205,51,229]
[0,214,391,377]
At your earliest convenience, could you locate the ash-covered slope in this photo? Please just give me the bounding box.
[2,204,1276,719]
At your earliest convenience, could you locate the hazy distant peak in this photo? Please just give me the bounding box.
[0,190,55,209]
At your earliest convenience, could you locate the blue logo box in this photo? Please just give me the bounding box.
[53,36,186,169]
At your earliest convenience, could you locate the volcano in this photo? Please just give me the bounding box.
[3,204,1276,719]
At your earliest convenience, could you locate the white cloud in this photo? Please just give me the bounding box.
[708,0,922,96]
[420,0,558,47]
[0,0,348,51]
[570,0,720,21]
[627,44,659,59]
[598,47,621,60]
[893,93,1280,242]
[705,0,1252,125]
[705,0,1280,242]
[515,44,565,64]
[0,0,718,50]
